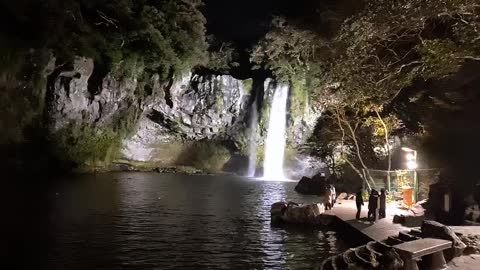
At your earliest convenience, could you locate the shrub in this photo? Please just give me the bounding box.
[177,141,231,173]
[51,125,122,169]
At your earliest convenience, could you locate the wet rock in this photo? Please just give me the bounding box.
[270,201,324,225]
[322,241,403,270]
[421,220,467,259]
[282,202,323,224]
[270,202,288,225]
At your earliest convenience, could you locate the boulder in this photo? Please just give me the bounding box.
[321,241,403,270]
[270,202,288,225]
[460,234,480,255]
[294,174,328,195]
[393,215,406,224]
[421,220,467,259]
[282,203,323,224]
[270,201,324,225]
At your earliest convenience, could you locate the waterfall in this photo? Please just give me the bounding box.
[246,99,258,177]
[263,84,289,179]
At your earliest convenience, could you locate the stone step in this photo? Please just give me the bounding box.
[409,228,422,238]
[384,236,404,246]
[368,240,392,254]
[398,231,421,242]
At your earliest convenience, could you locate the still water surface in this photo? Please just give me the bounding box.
[17,173,349,269]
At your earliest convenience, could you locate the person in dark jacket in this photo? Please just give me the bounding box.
[379,188,387,219]
[355,188,364,220]
[368,189,379,221]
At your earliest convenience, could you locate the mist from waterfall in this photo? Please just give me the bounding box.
[263,84,289,180]
[246,99,258,177]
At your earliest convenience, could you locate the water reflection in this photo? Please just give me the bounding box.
[40,173,349,269]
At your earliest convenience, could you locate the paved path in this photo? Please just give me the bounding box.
[324,199,413,241]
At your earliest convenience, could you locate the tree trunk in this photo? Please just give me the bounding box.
[375,109,391,191]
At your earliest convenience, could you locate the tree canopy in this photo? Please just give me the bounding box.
[253,0,480,184]
[1,0,209,79]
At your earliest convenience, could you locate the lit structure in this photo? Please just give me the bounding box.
[401,147,418,203]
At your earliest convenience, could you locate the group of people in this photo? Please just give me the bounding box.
[355,188,387,221]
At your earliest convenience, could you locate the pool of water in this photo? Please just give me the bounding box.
[7,173,349,269]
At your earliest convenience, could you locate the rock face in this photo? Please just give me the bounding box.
[421,220,467,259]
[147,73,248,140]
[122,73,250,162]
[47,57,140,131]
[44,56,319,171]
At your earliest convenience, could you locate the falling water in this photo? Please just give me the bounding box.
[247,99,258,177]
[263,84,289,179]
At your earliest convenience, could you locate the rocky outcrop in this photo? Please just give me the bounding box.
[460,234,480,255]
[147,73,248,140]
[46,57,141,131]
[294,174,329,195]
[44,56,319,171]
[122,73,250,162]
[270,201,327,226]
[421,220,467,259]
[321,241,404,270]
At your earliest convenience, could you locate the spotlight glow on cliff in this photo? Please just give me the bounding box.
[263,84,289,180]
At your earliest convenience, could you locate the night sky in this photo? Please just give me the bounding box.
[203,0,364,46]
[203,0,277,46]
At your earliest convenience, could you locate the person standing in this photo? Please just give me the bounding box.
[379,188,387,219]
[368,189,379,221]
[323,186,332,210]
[356,189,364,220]
[330,185,336,208]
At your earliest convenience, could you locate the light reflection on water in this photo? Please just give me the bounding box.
[44,173,348,269]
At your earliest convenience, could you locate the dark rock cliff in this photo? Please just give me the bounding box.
[30,55,321,173]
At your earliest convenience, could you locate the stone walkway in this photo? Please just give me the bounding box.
[324,199,414,241]
[325,199,480,269]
